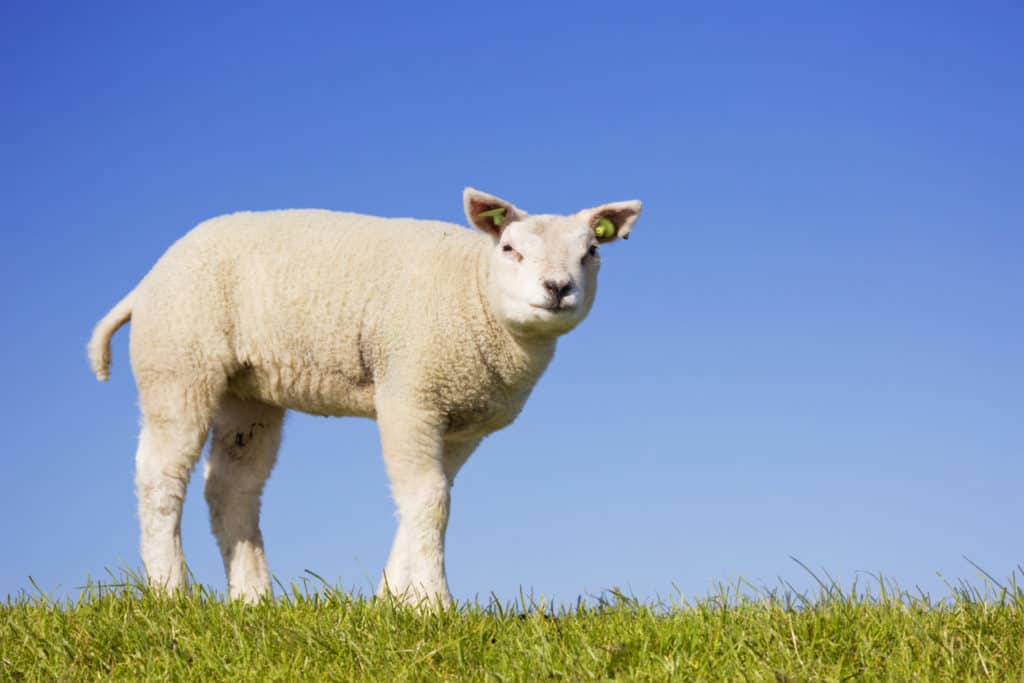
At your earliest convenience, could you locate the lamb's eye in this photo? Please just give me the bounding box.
[501,243,522,262]
[583,245,598,263]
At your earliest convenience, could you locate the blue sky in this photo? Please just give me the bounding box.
[2,2,1021,604]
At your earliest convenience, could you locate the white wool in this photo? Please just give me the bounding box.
[88,188,641,604]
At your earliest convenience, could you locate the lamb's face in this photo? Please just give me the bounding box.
[487,216,599,337]
[464,188,642,339]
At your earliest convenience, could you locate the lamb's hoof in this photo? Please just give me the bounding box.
[378,584,453,610]
[229,582,272,605]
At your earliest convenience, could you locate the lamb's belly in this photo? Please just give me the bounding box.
[228,366,377,418]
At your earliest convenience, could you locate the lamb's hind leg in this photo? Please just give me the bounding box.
[135,381,218,595]
[204,396,284,602]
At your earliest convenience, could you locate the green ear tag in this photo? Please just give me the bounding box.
[594,216,616,239]
[478,206,506,227]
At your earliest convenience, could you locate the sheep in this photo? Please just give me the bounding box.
[88,188,642,605]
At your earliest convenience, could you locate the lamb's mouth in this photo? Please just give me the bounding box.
[530,303,577,314]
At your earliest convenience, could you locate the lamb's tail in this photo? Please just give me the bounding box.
[88,289,135,381]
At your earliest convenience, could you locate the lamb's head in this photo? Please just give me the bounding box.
[464,187,642,338]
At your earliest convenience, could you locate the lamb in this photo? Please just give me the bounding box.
[88,187,642,605]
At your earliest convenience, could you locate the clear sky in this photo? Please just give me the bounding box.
[2,2,1021,604]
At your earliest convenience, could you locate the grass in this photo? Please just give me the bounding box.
[2,568,1023,681]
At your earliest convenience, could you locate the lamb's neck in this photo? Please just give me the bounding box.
[469,252,556,391]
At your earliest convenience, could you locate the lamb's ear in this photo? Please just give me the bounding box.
[577,200,643,243]
[464,187,526,239]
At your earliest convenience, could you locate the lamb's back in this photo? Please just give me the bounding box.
[129,209,489,416]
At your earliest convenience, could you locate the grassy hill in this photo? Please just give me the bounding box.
[3,572,1022,680]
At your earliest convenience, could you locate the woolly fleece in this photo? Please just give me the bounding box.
[89,188,642,605]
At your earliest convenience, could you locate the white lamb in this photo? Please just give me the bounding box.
[88,188,642,605]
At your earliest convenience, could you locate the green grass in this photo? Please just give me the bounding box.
[3,570,1023,681]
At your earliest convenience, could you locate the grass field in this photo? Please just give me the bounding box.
[3,569,1022,681]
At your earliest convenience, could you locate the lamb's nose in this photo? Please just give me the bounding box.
[544,278,574,302]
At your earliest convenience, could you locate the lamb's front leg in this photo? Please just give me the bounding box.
[375,402,454,607]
